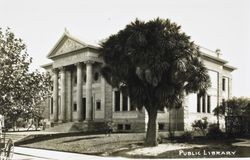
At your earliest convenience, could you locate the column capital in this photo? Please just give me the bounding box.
[75,62,83,67]
[52,68,59,73]
[84,60,95,65]
[59,66,66,71]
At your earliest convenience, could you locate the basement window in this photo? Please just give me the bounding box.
[117,124,123,130]
[125,124,131,130]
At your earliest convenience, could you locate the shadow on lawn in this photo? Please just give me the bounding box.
[15,131,104,145]
[62,136,102,143]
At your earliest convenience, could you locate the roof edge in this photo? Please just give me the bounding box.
[223,64,237,71]
[41,62,53,69]
[200,52,228,64]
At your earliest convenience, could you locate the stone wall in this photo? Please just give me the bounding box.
[104,82,113,121]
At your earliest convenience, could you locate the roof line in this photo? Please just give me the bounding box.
[47,31,100,59]
[40,62,53,69]
[200,52,228,64]
[223,64,237,71]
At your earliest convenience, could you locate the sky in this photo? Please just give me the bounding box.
[0,0,249,97]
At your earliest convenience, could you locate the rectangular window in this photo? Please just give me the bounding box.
[73,103,77,112]
[115,91,120,111]
[130,105,136,111]
[122,91,128,111]
[74,74,77,85]
[158,108,165,112]
[222,78,226,91]
[207,95,211,113]
[158,123,165,130]
[202,95,206,113]
[50,98,53,114]
[222,99,225,106]
[125,124,131,130]
[96,100,101,110]
[129,97,136,111]
[58,96,61,114]
[117,124,123,130]
[82,98,86,120]
[197,94,201,113]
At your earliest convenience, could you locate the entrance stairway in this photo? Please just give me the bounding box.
[44,122,79,133]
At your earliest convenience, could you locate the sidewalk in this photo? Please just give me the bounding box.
[13,147,127,160]
[232,138,250,147]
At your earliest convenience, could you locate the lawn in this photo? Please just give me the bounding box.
[17,132,250,158]
[17,133,145,155]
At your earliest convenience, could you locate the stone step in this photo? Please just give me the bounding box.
[45,122,80,133]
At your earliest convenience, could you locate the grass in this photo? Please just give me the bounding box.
[17,133,145,155]
[17,132,250,158]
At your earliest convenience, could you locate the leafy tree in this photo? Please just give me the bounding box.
[99,18,210,146]
[214,97,250,121]
[0,28,51,130]
[213,97,250,135]
[226,97,250,116]
[215,97,250,135]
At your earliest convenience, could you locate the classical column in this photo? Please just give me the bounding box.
[120,91,123,111]
[76,63,83,121]
[101,76,106,115]
[128,96,131,111]
[66,70,72,122]
[85,61,94,120]
[59,67,66,122]
[52,69,59,122]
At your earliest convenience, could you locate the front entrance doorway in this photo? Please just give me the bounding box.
[82,98,86,120]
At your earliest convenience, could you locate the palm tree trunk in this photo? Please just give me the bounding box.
[145,107,158,146]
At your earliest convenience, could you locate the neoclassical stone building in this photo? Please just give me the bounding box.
[42,31,236,133]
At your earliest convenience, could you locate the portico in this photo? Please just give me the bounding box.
[47,32,102,122]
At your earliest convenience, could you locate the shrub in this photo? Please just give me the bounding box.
[178,131,193,142]
[192,117,208,136]
[207,123,224,139]
[157,135,163,144]
[16,118,26,128]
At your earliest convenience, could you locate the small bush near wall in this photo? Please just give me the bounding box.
[177,131,194,142]
[206,123,224,139]
[192,117,208,136]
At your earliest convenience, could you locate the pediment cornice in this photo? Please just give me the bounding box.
[47,32,99,59]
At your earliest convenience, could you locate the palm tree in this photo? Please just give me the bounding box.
[99,18,210,146]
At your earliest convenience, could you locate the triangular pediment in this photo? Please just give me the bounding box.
[47,33,87,58]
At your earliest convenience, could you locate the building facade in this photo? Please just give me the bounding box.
[42,32,236,133]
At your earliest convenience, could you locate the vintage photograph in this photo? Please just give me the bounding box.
[0,0,249,159]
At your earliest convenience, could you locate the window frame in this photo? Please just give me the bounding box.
[96,100,101,110]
